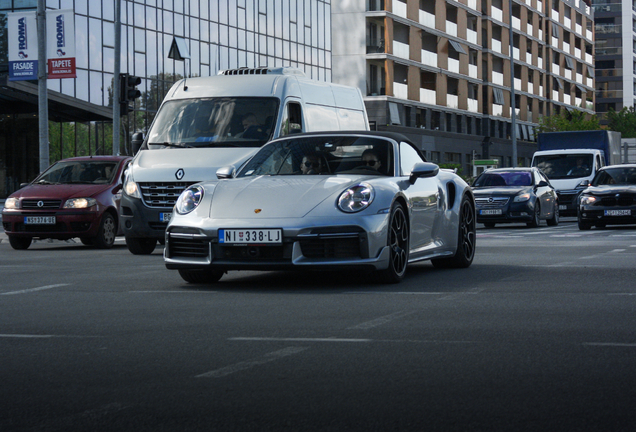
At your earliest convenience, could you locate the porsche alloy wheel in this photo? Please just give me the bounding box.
[379,202,409,284]
[432,195,476,269]
[178,269,224,284]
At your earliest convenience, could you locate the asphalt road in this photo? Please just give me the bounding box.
[1,220,636,431]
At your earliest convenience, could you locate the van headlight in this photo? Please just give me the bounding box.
[337,183,374,213]
[176,185,205,214]
[123,173,141,198]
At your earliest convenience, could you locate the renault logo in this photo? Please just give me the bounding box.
[175,168,185,180]
[37,200,44,207]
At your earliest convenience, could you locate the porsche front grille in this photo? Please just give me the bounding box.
[299,238,361,259]
[139,182,197,208]
[168,236,209,258]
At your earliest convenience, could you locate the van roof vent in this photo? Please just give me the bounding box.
[219,67,306,77]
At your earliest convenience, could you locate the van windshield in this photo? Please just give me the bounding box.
[533,153,593,179]
[146,98,279,149]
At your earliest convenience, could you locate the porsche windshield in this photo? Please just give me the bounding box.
[146,97,278,149]
[237,136,394,177]
[533,154,593,179]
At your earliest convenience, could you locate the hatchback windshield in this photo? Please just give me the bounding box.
[473,171,533,187]
[146,97,279,149]
[533,154,593,179]
[592,167,636,186]
[36,161,118,184]
[237,136,394,177]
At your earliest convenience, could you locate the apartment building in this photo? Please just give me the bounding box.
[332,0,595,172]
[592,0,633,123]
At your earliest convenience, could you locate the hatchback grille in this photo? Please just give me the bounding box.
[21,199,62,209]
[475,197,510,208]
[168,236,209,258]
[139,182,197,208]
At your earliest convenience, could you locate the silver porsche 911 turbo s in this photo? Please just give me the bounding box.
[164,131,476,284]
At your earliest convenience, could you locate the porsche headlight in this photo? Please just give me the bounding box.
[4,197,19,209]
[513,193,531,202]
[123,173,141,198]
[337,183,374,213]
[176,185,204,215]
[63,198,97,209]
[580,195,597,205]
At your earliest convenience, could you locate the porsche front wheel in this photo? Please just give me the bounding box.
[379,202,409,284]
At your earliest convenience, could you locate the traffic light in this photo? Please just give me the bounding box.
[119,73,142,115]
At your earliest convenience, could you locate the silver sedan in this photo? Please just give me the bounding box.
[164,131,476,284]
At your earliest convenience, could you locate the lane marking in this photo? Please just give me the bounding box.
[348,310,417,330]
[196,346,308,378]
[0,334,101,338]
[230,337,372,342]
[1,283,70,296]
[583,343,636,347]
[130,290,218,293]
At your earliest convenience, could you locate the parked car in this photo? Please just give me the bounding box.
[577,164,636,230]
[472,167,559,228]
[164,131,476,284]
[2,155,131,250]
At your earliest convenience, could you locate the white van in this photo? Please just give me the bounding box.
[120,67,370,254]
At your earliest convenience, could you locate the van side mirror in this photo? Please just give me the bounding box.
[289,123,302,134]
[131,132,144,155]
[577,179,590,188]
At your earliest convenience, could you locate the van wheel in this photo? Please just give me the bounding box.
[9,236,32,250]
[179,269,224,284]
[126,237,157,254]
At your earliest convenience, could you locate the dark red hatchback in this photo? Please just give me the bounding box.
[2,155,131,250]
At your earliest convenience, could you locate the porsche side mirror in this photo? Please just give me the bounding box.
[216,166,236,179]
[131,132,144,155]
[409,162,439,184]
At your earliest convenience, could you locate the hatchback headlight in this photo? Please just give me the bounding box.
[64,198,97,209]
[176,185,204,214]
[4,197,19,209]
[513,193,531,202]
[337,183,374,213]
[580,195,597,205]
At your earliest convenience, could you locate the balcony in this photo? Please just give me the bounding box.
[576,73,583,83]
[492,39,502,53]
[553,63,560,76]
[563,41,570,53]
[527,23,533,36]
[467,29,477,44]
[551,10,559,21]
[564,94,571,104]
[538,58,543,69]
[493,105,503,116]
[587,76,592,87]
[469,64,478,79]
[468,98,478,112]
[576,24,582,35]
[537,1,543,12]
[528,82,534,94]
[492,6,503,21]
[467,0,477,10]
[575,97,582,107]
[553,90,559,101]
[538,29,543,40]
[512,17,521,30]
[446,21,458,37]
[392,0,407,18]
[420,88,436,104]
[585,53,592,63]
[552,36,559,49]
[419,10,435,28]
[493,71,504,86]
[448,58,460,74]
[564,69,572,79]
[527,110,533,121]
[394,82,408,99]
[447,94,459,109]
[575,47,581,58]
[393,41,410,59]
[564,17,571,28]
[515,77,522,89]
[540,86,544,97]
[421,50,438,67]
[509,107,521,117]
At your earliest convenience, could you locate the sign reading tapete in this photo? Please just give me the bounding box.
[46,9,76,79]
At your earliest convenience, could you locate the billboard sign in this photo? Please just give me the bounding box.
[46,9,76,79]
[7,11,38,81]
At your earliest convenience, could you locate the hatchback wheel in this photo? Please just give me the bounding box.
[8,236,32,250]
[93,213,116,249]
[179,269,224,284]
[126,237,157,255]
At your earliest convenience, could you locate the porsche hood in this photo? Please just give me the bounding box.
[207,176,360,219]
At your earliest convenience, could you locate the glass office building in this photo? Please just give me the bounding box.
[0,0,332,198]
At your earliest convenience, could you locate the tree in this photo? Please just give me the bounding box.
[537,110,601,132]
[606,107,636,138]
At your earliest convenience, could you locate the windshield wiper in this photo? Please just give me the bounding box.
[154,142,195,148]
[35,179,60,185]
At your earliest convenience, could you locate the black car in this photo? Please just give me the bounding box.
[472,167,559,228]
[578,164,636,230]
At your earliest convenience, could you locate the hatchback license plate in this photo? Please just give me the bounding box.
[480,209,502,215]
[160,212,172,222]
[219,229,282,244]
[24,216,56,225]
[604,209,631,216]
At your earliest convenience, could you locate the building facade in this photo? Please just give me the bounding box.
[592,0,633,123]
[332,0,595,174]
[0,0,332,198]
